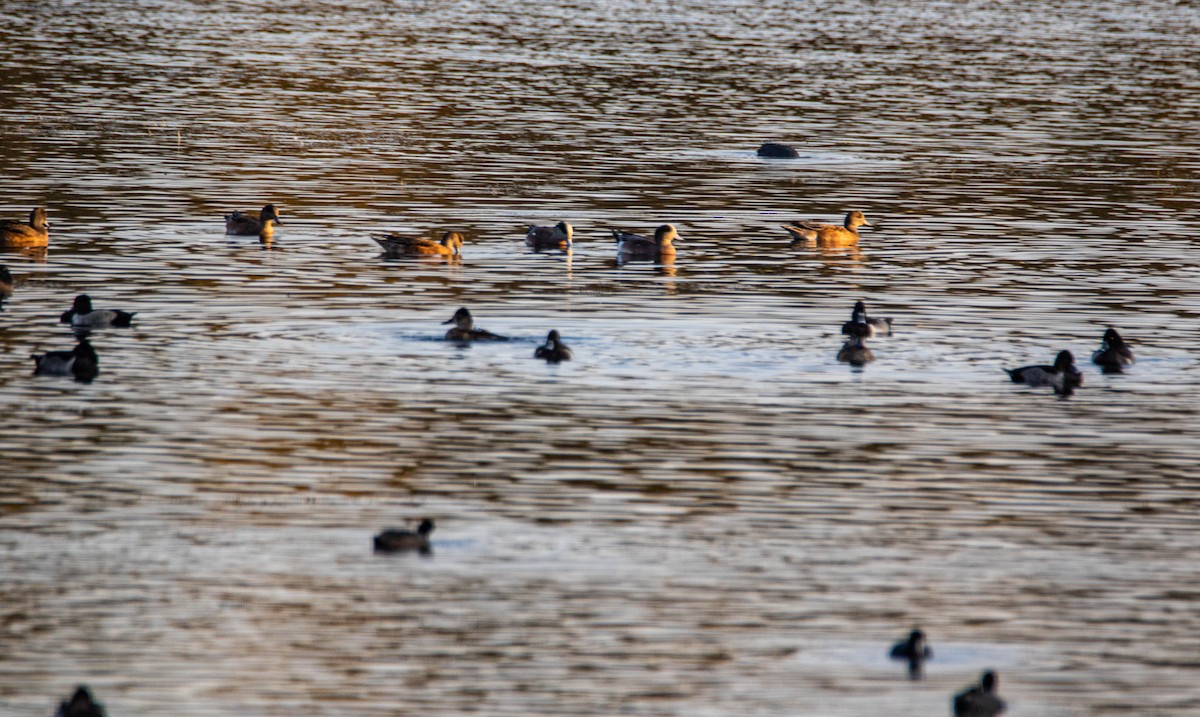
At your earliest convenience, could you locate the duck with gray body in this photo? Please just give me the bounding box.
[225,204,282,238]
[612,224,681,262]
[534,329,572,363]
[1006,350,1082,396]
[32,340,99,383]
[841,300,893,338]
[889,629,933,679]
[60,294,136,328]
[525,221,573,252]
[442,308,507,341]
[374,519,435,554]
[1092,327,1133,373]
[0,207,49,248]
[953,670,1006,717]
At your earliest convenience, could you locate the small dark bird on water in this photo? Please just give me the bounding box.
[534,330,572,363]
[442,308,507,341]
[1006,349,1082,396]
[953,670,1006,717]
[1092,327,1134,373]
[55,685,107,717]
[60,294,136,328]
[889,628,933,679]
[374,519,435,555]
[841,300,893,338]
[756,142,799,158]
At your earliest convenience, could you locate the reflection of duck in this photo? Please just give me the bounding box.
[534,330,572,363]
[60,295,136,328]
[525,221,573,252]
[225,204,282,238]
[1092,327,1133,373]
[612,224,680,262]
[1,207,49,248]
[837,333,874,366]
[442,308,507,341]
[32,340,99,383]
[374,231,464,257]
[953,670,1006,717]
[841,300,892,338]
[1006,350,1082,396]
[55,685,107,717]
[757,142,799,158]
[782,211,870,246]
[889,629,933,679]
[374,519,434,554]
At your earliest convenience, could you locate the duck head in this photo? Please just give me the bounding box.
[260,204,283,225]
[845,211,870,229]
[443,307,473,329]
[655,224,680,246]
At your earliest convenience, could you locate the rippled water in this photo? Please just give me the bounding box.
[2,0,1199,715]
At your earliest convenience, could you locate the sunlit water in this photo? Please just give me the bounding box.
[2,0,1199,715]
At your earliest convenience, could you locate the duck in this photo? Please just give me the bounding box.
[1092,327,1134,373]
[1006,350,1082,396]
[612,224,680,262]
[373,519,434,554]
[841,300,893,338]
[0,265,12,300]
[55,685,107,717]
[889,629,933,680]
[756,142,799,158]
[1,207,50,248]
[525,221,573,252]
[534,330,572,363]
[953,670,1006,717]
[31,340,99,383]
[224,204,282,238]
[782,210,871,246]
[374,231,464,257]
[442,308,507,341]
[837,333,875,366]
[59,294,136,328]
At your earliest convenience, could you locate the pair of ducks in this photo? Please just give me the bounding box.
[30,295,137,383]
[889,630,1006,717]
[442,308,572,363]
[1005,328,1135,396]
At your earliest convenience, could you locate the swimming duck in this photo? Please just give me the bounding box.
[442,308,507,341]
[224,204,282,238]
[1,207,49,248]
[0,265,12,299]
[837,333,875,366]
[373,519,434,554]
[889,629,933,680]
[1092,327,1134,373]
[374,231,464,257]
[953,670,1006,717]
[841,300,893,338]
[782,210,871,246]
[534,329,572,363]
[31,340,99,383]
[55,685,107,717]
[756,142,799,158]
[1006,350,1082,396]
[612,224,680,261]
[525,221,573,252]
[59,294,136,328]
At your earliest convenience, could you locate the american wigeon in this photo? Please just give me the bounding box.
[1092,327,1134,373]
[612,224,680,261]
[782,210,871,245]
[55,685,107,717]
[756,142,799,158]
[0,265,12,299]
[374,231,464,257]
[32,340,99,383]
[224,204,282,238]
[841,300,893,338]
[534,329,572,363]
[1,207,49,248]
[442,308,507,341]
[59,295,136,328]
[525,221,573,252]
[953,670,1006,717]
[889,629,933,680]
[837,333,875,366]
[1006,350,1082,395]
[373,519,434,554]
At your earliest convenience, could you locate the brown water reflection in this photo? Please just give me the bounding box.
[2,0,1199,715]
